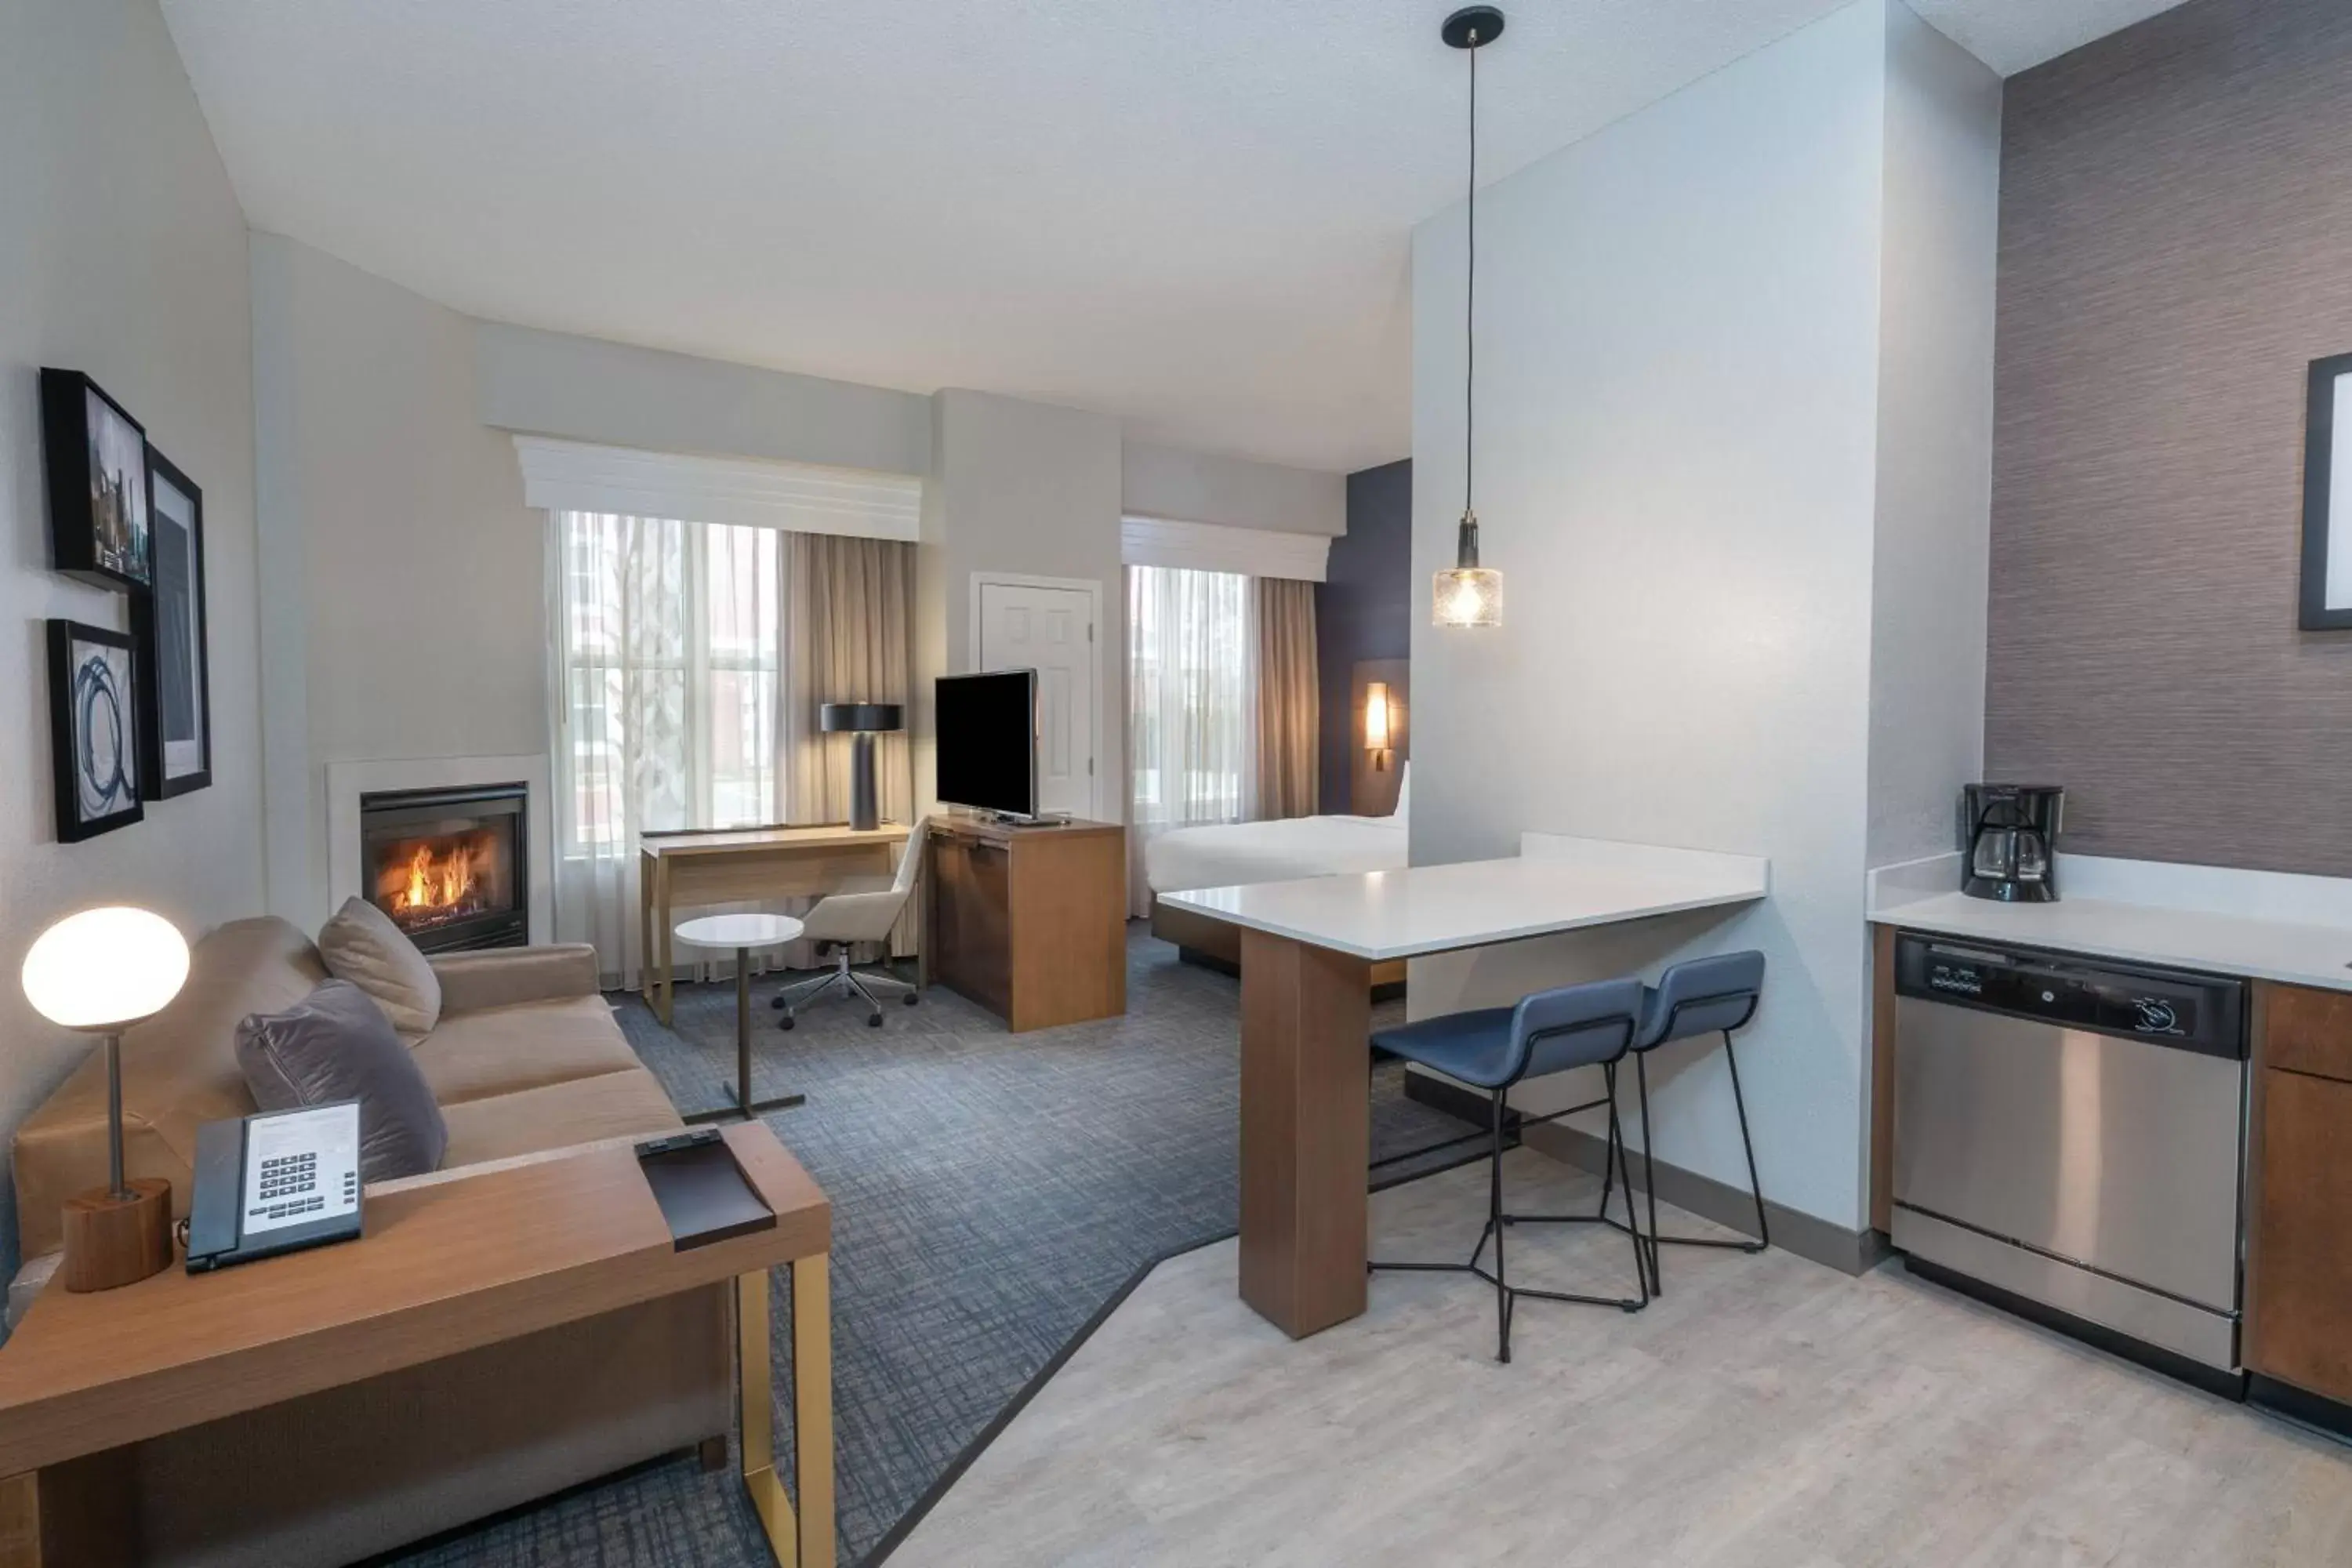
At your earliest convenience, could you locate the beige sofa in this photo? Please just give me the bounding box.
[9,916,731,1568]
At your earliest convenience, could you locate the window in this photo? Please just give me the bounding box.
[557,512,778,854]
[1128,563,1251,833]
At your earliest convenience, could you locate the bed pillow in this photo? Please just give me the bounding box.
[318,895,441,1040]
[236,979,448,1181]
[1392,761,1411,819]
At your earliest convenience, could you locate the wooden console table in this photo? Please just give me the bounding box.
[641,822,913,1025]
[0,1123,835,1568]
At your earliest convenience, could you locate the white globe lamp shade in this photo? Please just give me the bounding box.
[22,907,191,1032]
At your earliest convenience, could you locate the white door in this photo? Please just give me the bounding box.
[977,579,1097,819]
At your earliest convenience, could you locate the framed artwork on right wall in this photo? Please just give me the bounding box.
[2300,351,2352,630]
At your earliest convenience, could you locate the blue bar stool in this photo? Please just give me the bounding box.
[1367,978,1650,1363]
[1625,951,1768,1296]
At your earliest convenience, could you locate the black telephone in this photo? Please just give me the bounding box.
[186,1101,367,1272]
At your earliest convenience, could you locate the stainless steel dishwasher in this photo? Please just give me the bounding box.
[1890,933,2248,1378]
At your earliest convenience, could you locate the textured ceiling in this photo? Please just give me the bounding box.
[162,0,2190,472]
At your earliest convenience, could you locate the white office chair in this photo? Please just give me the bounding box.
[771,821,926,1029]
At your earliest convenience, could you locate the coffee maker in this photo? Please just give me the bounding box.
[1960,784,2064,902]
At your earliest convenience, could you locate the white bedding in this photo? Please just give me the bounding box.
[1146,813,1407,895]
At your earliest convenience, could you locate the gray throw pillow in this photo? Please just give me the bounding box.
[237,980,448,1181]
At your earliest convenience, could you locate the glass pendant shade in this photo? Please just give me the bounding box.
[1432,512,1502,628]
[1433,565,1503,628]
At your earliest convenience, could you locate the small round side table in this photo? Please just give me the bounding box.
[672,913,807,1123]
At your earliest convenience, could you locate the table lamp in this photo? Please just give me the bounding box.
[819,702,905,833]
[22,906,190,1290]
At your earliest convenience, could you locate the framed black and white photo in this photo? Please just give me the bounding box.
[2301,352,2352,630]
[46,620,143,842]
[39,368,151,591]
[133,447,211,797]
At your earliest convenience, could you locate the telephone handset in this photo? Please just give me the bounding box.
[186,1100,365,1272]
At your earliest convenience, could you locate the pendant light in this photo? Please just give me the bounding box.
[1433,5,1504,629]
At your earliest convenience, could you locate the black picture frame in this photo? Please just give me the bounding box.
[2301,353,2352,630]
[132,447,212,797]
[46,619,143,842]
[39,368,152,591]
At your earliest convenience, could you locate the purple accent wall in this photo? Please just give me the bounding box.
[1316,459,1412,814]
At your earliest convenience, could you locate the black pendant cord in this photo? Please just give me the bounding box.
[1465,27,1477,525]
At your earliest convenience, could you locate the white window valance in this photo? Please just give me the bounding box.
[1120,515,1330,582]
[514,436,920,540]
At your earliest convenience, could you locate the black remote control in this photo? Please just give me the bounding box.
[635,1127,724,1160]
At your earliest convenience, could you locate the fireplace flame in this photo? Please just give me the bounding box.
[394,841,477,918]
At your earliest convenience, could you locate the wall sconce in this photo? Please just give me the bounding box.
[1365,681,1394,771]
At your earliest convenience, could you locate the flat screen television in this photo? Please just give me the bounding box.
[935,670,1039,818]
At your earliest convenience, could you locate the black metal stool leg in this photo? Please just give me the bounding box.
[1613,1065,1650,1310]
[1490,1089,1511,1363]
[1635,1051,1663,1296]
[1635,1030,1773,1264]
[1726,1031,1769,1252]
[1597,1074,1619,1221]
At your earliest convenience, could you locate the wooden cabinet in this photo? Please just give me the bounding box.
[927,817,1125,1033]
[2247,983,2352,1407]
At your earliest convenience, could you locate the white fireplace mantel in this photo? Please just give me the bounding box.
[324,755,554,945]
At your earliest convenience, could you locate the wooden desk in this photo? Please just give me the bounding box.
[1164,848,1766,1339]
[641,822,912,1025]
[927,817,1126,1033]
[0,1123,836,1568]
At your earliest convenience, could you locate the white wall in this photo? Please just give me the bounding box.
[924,390,1126,822]
[1866,6,2002,868]
[1408,0,1997,1235]
[0,0,265,1271]
[252,235,546,930]
[476,321,932,479]
[1121,439,1345,538]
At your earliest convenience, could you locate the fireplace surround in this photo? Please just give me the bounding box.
[358,783,528,953]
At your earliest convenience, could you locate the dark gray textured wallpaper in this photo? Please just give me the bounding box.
[1986,0,2352,876]
[1316,459,1412,815]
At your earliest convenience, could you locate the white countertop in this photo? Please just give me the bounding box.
[1160,850,1767,962]
[1870,885,2352,993]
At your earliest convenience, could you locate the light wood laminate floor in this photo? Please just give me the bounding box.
[893,1149,2352,1567]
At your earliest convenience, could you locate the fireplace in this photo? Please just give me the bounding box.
[358,782,528,953]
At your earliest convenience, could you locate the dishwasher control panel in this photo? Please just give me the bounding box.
[1896,937,2245,1059]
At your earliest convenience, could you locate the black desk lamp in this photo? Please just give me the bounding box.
[819,702,904,832]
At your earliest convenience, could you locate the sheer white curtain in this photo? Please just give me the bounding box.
[550,511,779,985]
[1127,564,1254,916]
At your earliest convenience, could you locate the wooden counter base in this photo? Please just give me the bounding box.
[1238,928,1371,1338]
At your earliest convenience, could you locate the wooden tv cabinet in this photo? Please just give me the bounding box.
[927,817,1126,1033]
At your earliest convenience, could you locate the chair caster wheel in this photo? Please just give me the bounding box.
[902,993,920,1006]
[867,1013,884,1028]
[770,995,786,1009]
[778,1015,795,1031]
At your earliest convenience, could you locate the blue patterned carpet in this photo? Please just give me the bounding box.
[385,927,1473,1568]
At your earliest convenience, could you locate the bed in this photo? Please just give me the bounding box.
[1146,770,1410,989]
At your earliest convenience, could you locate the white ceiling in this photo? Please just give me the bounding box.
[161,0,2188,474]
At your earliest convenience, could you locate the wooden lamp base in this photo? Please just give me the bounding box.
[61,1178,173,1292]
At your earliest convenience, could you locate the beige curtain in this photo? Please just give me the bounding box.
[778,533,916,823]
[777,532,918,957]
[1254,577,1319,820]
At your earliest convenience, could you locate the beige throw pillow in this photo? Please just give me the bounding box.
[318,896,442,1041]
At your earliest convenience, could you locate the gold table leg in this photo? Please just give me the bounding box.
[738,1259,834,1568]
